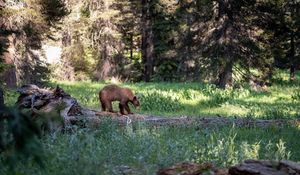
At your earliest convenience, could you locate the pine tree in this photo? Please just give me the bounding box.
[0,0,68,87]
[261,0,300,81]
[196,0,273,88]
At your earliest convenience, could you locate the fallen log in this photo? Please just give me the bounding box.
[15,84,300,130]
[157,159,300,175]
[229,159,300,175]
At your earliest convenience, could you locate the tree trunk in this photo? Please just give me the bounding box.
[0,33,17,88]
[130,33,133,60]
[217,60,233,88]
[62,29,71,47]
[186,17,193,80]
[141,0,154,82]
[98,46,114,80]
[215,0,234,88]
[181,14,193,81]
[290,65,295,81]
[0,87,4,109]
[289,32,295,81]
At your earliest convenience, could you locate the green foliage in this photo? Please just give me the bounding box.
[3,89,19,107]
[42,0,298,84]
[192,127,286,166]
[140,90,182,112]
[0,107,44,172]
[193,126,295,167]
[39,75,299,118]
[291,91,300,101]
[1,74,299,174]
[80,2,90,18]
[274,139,291,160]
[0,122,299,174]
[154,60,178,81]
[193,128,239,166]
[262,107,295,119]
[53,44,97,81]
[40,0,69,25]
[1,0,69,87]
[239,142,260,160]
[263,0,300,74]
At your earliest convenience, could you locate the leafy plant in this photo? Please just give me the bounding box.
[0,107,44,172]
[140,90,183,112]
[291,91,300,101]
[264,139,291,160]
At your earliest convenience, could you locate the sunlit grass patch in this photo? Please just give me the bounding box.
[37,80,300,119]
[4,73,300,119]
[200,104,250,117]
[4,88,19,106]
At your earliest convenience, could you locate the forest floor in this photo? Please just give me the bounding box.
[2,71,300,175]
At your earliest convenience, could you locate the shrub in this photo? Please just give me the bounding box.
[291,91,300,101]
[140,90,183,112]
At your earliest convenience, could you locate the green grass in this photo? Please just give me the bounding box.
[4,70,299,119]
[42,78,300,119]
[1,122,299,175]
[1,70,300,175]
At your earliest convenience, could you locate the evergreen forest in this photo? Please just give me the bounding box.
[0,0,300,175]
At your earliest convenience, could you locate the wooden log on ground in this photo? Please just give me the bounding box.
[157,159,300,175]
[229,159,300,175]
[15,84,300,130]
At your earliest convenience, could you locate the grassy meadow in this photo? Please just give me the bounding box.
[5,71,300,119]
[1,71,300,174]
[50,81,299,119]
[49,71,300,119]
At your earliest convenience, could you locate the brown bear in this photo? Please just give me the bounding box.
[99,84,140,115]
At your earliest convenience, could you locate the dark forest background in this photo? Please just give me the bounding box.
[0,0,299,89]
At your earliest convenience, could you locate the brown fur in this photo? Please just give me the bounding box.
[99,84,140,115]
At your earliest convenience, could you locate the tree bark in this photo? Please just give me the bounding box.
[289,32,296,81]
[141,0,154,82]
[130,33,133,60]
[229,160,300,175]
[290,65,295,81]
[215,0,234,88]
[158,160,300,175]
[62,29,72,47]
[177,11,193,81]
[0,87,4,109]
[217,60,233,88]
[0,33,17,88]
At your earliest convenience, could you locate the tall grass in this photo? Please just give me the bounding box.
[1,121,299,175]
